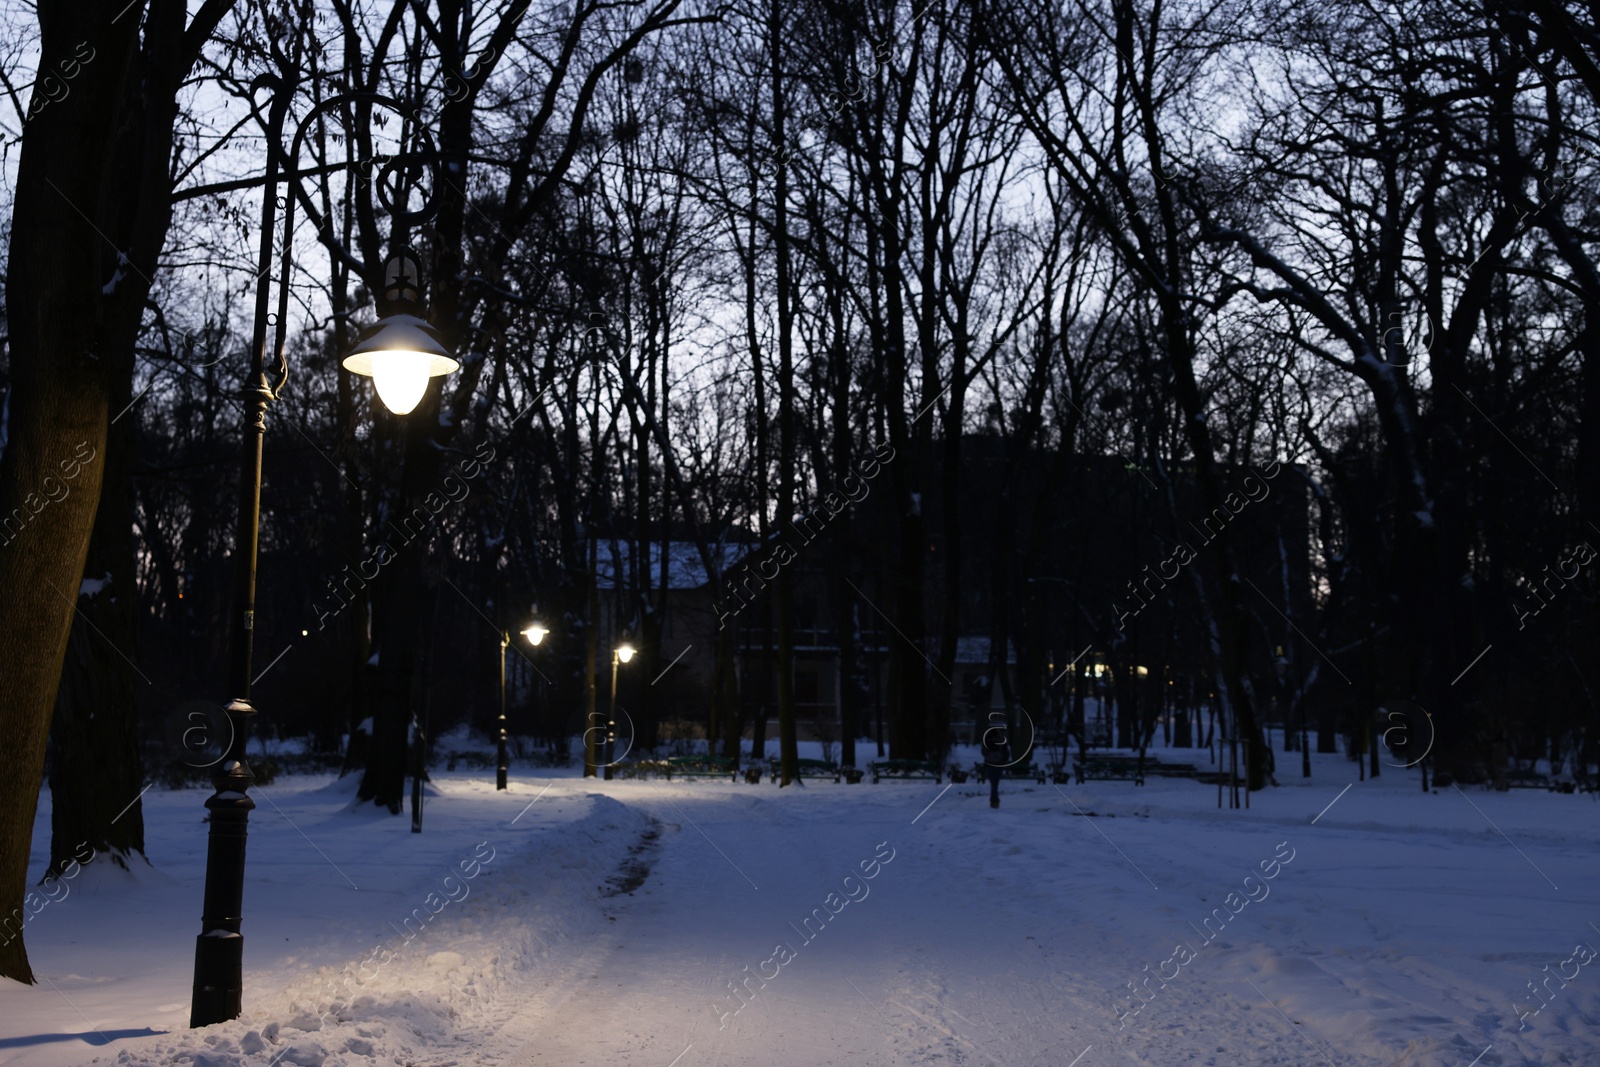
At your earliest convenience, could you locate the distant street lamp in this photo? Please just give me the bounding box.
[189,85,452,1028]
[604,641,636,781]
[499,622,549,790]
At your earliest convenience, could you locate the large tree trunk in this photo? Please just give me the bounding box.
[584,547,601,776]
[0,0,231,985]
[880,221,928,760]
[361,36,481,806]
[48,391,145,879]
[358,418,431,812]
[929,391,965,767]
[0,288,109,987]
[769,0,800,786]
[717,625,744,760]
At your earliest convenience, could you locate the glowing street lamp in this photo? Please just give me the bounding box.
[342,250,458,415]
[498,622,549,790]
[604,642,636,781]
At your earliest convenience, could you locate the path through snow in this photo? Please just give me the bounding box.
[2,754,1596,1067]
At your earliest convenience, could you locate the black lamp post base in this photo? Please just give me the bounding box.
[190,933,244,1027]
[190,750,255,1027]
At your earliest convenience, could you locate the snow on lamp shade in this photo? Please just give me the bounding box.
[343,313,458,415]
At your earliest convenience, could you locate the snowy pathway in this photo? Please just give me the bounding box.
[454,772,1598,1067]
[4,755,1598,1067]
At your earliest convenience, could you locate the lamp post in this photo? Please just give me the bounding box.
[1273,646,1289,754]
[1301,704,1312,777]
[1294,651,1310,778]
[409,704,427,834]
[499,622,549,790]
[189,83,453,1028]
[604,641,636,780]
[1275,645,1307,778]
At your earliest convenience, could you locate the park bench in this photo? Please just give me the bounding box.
[1074,754,1145,786]
[663,755,739,781]
[612,758,667,779]
[1194,770,1242,786]
[1505,767,1552,790]
[1560,769,1600,793]
[764,757,843,783]
[1145,760,1200,779]
[870,759,943,783]
[969,761,1046,784]
[1009,762,1047,784]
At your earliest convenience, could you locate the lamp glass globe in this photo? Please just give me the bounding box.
[368,350,437,415]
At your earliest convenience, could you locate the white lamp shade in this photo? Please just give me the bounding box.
[522,624,548,646]
[343,313,458,415]
[617,644,636,664]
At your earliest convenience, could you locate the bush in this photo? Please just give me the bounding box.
[148,751,342,789]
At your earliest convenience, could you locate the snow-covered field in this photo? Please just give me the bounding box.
[3,744,1597,1067]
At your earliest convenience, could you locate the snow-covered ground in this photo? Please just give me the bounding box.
[3,743,1597,1067]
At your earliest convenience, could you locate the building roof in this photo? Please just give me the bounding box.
[592,539,751,591]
